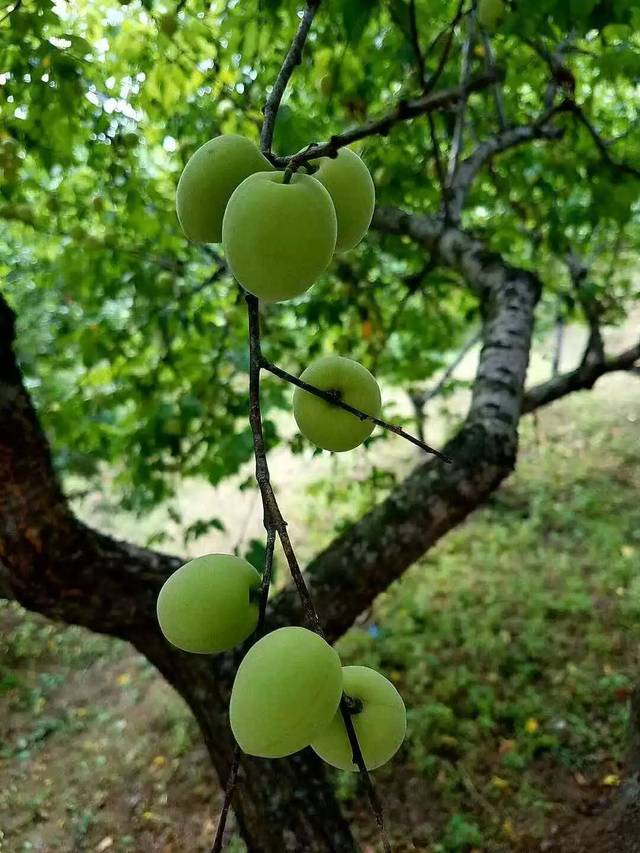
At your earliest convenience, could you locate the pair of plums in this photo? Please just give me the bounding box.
[157,553,406,771]
[176,134,375,302]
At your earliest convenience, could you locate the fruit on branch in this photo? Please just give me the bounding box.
[176,135,272,244]
[478,0,505,30]
[293,355,381,452]
[159,13,178,36]
[222,171,337,301]
[312,148,375,252]
[156,554,260,654]
[230,627,343,758]
[311,666,406,771]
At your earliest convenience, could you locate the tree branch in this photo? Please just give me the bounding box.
[522,338,640,415]
[446,14,475,184]
[448,109,565,220]
[270,69,503,169]
[567,101,640,180]
[260,0,322,155]
[260,358,451,462]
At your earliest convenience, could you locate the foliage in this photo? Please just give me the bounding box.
[1,0,639,521]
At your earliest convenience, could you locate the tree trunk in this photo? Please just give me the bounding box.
[130,632,358,852]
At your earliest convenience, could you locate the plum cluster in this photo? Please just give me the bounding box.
[157,555,406,771]
[157,136,406,772]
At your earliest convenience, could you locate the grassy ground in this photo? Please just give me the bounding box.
[1,368,639,851]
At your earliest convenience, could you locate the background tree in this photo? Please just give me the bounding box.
[1,0,639,850]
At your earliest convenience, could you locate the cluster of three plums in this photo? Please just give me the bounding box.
[157,553,406,771]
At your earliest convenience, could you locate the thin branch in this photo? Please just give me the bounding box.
[260,357,452,462]
[211,527,277,852]
[478,27,506,130]
[551,315,564,377]
[340,699,392,853]
[423,0,467,94]
[428,112,450,219]
[567,101,640,179]
[413,329,481,408]
[271,69,503,170]
[260,0,322,154]
[446,14,475,184]
[245,293,394,850]
[246,294,324,634]
[408,0,426,88]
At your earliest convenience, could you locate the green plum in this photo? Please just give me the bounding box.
[311,666,406,771]
[176,135,272,244]
[293,355,381,452]
[312,148,375,252]
[156,554,260,654]
[230,627,343,758]
[222,171,337,302]
[478,0,505,30]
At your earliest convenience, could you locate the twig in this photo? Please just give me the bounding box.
[446,13,475,184]
[552,315,564,378]
[211,527,277,852]
[423,0,467,94]
[414,329,481,408]
[568,101,640,179]
[260,0,322,154]
[246,294,325,634]
[271,69,502,170]
[340,698,392,853]
[428,113,450,219]
[408,0,426,88]
[244,292,396,850]
[479,27,506,130]
[260,357,452,462]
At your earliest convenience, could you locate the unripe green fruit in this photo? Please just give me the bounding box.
[312,149,375,252]
[230,627,343,758]
[156,554,260,654]
[293,356,381,452]
[478,0,505,30]
[222,171,337,302]
[176,135,273,244]
[311,666,406,771]
[159,13,178,36]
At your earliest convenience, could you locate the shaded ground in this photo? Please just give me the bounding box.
[1,335,639,851]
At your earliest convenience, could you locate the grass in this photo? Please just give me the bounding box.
[0,372,638,851]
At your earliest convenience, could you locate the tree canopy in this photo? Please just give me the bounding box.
[3,0,638,531]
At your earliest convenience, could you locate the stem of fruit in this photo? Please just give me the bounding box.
[260,358,452,463]
[246,291,393,852]
[282,166,295,185]
[260,0,323,155]
[211,527,277,853]
[340,698,392,853]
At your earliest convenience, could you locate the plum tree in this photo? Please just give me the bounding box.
[293,355,381,451]
[311,666,406,771]
[156,554,260,654]
[222,171,337,302]
[176,135,272,244]
[312,148,375,252]
[230,627,343,758]
[478,0,506,30]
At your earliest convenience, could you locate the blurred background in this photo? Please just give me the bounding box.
[1,0,639,851]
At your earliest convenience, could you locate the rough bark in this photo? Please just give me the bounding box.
[0,295,356,853]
